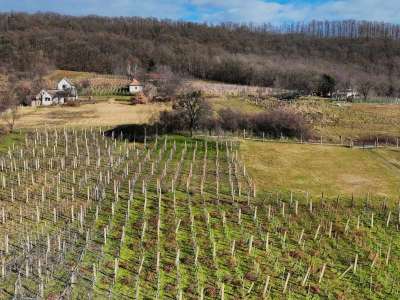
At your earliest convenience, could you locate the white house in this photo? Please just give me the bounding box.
[32,78,78,106]
[128,79,144,95]
[332,89,359,101]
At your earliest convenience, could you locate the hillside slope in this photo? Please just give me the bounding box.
[1,13,400,96]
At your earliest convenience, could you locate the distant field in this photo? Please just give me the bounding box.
[210,96,264,113]
[216,96,400,143]
[11,101,170,129]
[240,140,400,199]
[293,99,400,143]
[44,69,100,81]
[45,70,130,96]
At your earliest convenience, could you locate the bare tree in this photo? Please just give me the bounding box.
[143,83,157,101]
[153,66,182,99]
[0,87,18,132]
[356,79,374,100]
[175,90,210,137]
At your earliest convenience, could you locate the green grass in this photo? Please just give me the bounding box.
[240,140,400,199]
[0,131,25,153]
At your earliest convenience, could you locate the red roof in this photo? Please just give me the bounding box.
[129,79,142,86]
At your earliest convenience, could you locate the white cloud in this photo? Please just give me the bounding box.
[190,0,400,24]
[313,0,400,23]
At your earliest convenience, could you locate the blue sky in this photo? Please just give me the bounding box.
[0,0,399,24]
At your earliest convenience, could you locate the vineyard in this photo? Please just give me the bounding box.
[0,129,398,299]
[79,77,131,97]
[46,71,131,97]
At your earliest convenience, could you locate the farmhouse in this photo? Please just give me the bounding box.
[128,79,144,95]
[332,89,359,101]
[32,78,78,106]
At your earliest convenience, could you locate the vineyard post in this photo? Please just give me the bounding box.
[283,272,290,293]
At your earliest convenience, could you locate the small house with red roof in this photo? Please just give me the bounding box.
[129,79,144,95]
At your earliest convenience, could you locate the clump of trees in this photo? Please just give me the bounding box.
[218,108,312,139]
[158,90,212,136]
[157,90,312,139]
[315,74,336,97]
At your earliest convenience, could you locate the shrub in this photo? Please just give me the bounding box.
[158,110,187,133]
[218,108,249,132]
[251,108,312,139]
[155,98,312,139]
[218,107,312,139]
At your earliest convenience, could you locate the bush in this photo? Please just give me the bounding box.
[251,108,311,139]
[156,100,312,139]
[218,108,249,132]
[218,107,312,139]
[157,110,187,133]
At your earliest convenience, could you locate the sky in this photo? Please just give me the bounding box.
[0,0,399,24]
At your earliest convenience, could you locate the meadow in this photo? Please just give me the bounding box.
[10,101,170,129]
[214,96,400,144]
[240,141,400,198]
[0,130,398,299]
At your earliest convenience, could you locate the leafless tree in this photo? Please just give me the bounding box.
[154,66,182,99]
[0,86,18,132]
[175,90,210,137]
[356,79,374,100]
[143,83,157,101]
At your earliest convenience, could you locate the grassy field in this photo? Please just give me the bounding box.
[293,99,400,143]
[240,140,400,199]
[11,101,169,129]
[0,131,399,299]
[44,69,97,81]
[225,96,400,143]
[210,96,264,113]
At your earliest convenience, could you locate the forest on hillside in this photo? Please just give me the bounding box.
[1,13,400,97]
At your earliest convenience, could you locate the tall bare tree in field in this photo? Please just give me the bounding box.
[0,77,32,132]
[0,87,18,132]
[356,78,374,100]
[175,90,210,137]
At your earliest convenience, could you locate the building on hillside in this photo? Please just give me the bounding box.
[332,89,359,101]
[128,79,144,95]
[57,78,74,91]
[31,78,78,106]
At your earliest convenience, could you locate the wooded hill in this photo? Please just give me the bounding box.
[1,13,400,96]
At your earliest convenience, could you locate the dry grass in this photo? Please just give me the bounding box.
[189,80,274,96]
[216,96,400,142]
[44,69,99,81]
[209,96,264,113]
[11,101,170,129]
[289,98,400,142]
[240,140,400,198]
